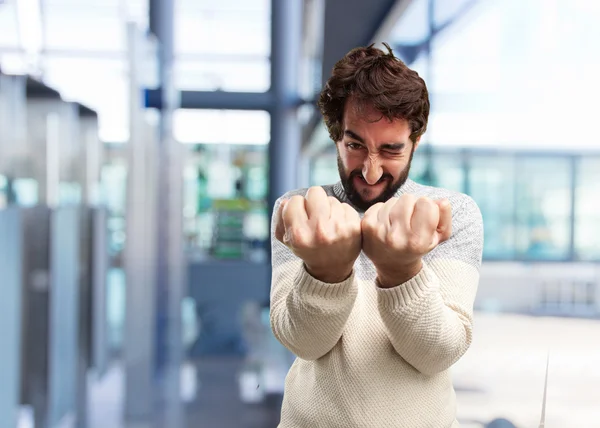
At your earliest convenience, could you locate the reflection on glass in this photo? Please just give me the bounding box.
[410,148,465,194]
[514,157,571,260]
[308,147,595,263]
[575,157,600,260]
[58,183,82,206]
[409,147,428,184]
[12,178,39,206]
[431,152,465,193]
[469,155,516,259]
[0,174,7,209]
[309,153,339,187]
[100,161,127,265]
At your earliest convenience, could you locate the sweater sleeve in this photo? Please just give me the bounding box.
[269,196,359,361]
[376,195,484,376]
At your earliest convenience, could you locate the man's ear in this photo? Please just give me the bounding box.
[412,136,421,151]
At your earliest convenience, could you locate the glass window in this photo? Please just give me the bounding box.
[310,153,339,187]
[514,156,572,260]
[409,149,428,184]
[412,149,465,192]
[429,1,503,95]
[174,109,270,145]
[468,154,517,259]
[409,51,429,82]
[430,151,465,193]
[42,56,129,142]
[175,9,270,57]
[389,0,429,45]
[174,58,270,93]
[174,0,271,92]
[433,0,479,28]
[44,8,125,51]
[428,0,600,152]
[574,157,600,261]
[0,2,21,47]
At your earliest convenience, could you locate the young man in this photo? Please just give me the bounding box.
[270,43,484,428]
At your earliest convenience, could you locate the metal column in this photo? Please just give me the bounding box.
[124,23,158,421]
[268,0,303,219]
[150,0,185,425]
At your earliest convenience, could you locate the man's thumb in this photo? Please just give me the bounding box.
[274,199,288,242]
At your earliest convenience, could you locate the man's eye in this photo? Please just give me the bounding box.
[347,143,363,150]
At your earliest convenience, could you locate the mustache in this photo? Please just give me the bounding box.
[349,170,393,184]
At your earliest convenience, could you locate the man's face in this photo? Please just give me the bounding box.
[336,99,418,212]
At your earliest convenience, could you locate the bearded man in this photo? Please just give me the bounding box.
[270,43,484,428]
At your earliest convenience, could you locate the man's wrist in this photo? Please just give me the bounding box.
[376,259,423,289]
[305,263,353,284]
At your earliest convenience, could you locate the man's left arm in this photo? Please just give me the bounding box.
[371,196,484,376]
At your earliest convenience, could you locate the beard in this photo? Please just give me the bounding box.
[337,148,414,212]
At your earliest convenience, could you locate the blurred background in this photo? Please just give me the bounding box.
[0,0,599,427]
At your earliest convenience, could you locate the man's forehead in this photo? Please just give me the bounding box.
[344,99,384,122]
[343,113,411,140]
[343,100,410,130]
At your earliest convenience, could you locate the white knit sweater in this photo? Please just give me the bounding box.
[269,179,484,428]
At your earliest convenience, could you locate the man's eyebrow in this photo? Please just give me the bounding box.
[344,130,407,151]
[380,143,406,151]
[344,130,365,143]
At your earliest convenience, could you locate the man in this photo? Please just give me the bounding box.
[270,43,484,428]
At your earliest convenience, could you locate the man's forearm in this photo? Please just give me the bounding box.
[376,260,479,375]
[270,261,358,361]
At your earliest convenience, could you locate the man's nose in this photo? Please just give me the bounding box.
[362,156,383,185]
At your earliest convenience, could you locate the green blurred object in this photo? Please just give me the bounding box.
[196,171,212,213]
[213,198,251,211]
[212,199,250,260]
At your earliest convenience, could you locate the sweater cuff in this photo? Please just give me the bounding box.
[377,263,437,310]
[295,265,356,300]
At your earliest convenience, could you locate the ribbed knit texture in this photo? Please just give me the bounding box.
[270,179,484,428]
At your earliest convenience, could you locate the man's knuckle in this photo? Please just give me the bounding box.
[384,232,396,247]
[313,222,331,244]
[408,234,424,251]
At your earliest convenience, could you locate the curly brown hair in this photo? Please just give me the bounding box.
[318,43,430,144]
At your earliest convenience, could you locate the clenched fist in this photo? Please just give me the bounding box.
[361,194,452,288]
[275,186,362,283]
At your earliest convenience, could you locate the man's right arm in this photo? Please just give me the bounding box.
[269,196,358,361]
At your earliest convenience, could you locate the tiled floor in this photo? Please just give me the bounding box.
[85,312,600,428]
